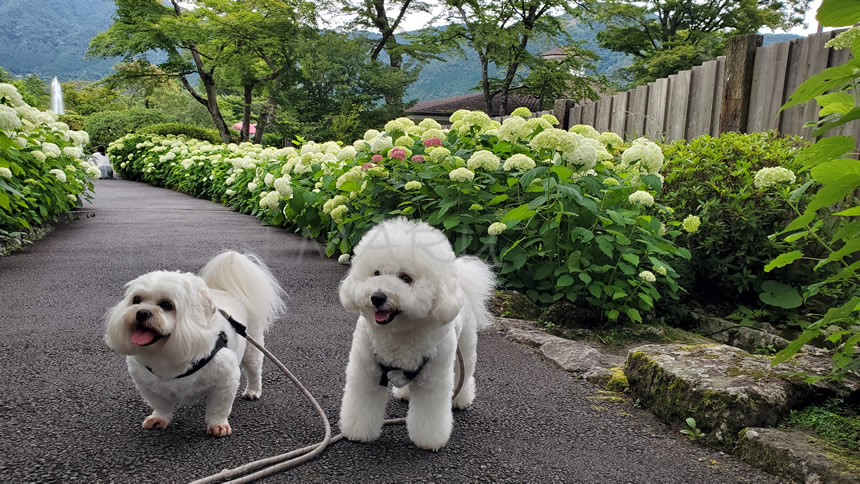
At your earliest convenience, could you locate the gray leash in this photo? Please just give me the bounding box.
[192,310,465,484]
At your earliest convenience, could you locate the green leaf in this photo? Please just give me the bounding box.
[0,192,9,211]
[808,159,860,211]
[454,234,472,253]
[443,215,461,229]
[487,194,509,206]
[596,236,613,258]
[817,0,860,27]
[759,280,803,309]
[607,309,619,321]
[816,91,855,116]
[639,174,663,192]
[550,165,573,180]
[814,107,860,136]
[797,136,854,171]
[625,307,642,323]
[588,285,602,298]
[622,253,640,266]
[764,250,804,272]
[833,206,860,216]
[578,272,592,284]
[519,166,547,188]
[502,204,537,223]
[567,250,582,271]
[789,180,815,202]
[781,63,859,111]
[772,328,821,366]
[338,180,361,192]
[557,275,575,288]
[571,227,594,242]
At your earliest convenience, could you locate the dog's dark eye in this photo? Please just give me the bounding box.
[373,270,380,276]
[399,273,413,284]
[132,296,142,304]
[159,300,174,312]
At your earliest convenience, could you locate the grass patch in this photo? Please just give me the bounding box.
[782,399,859,451]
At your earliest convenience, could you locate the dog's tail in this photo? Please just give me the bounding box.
[455,256,496,331]
[199,251,286,333]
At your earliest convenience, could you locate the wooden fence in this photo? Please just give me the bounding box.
[553,30,859,150]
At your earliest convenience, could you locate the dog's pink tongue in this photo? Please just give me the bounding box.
[375,311,390,323]
[131,329,156,346]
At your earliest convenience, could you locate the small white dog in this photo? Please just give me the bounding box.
[105,251,285,437]
[338,218,495,450]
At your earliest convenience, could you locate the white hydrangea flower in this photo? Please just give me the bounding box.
[503,154,536,172]
[569,124,600,139]
[274,176,293,197]
[682,215,701,233]
[621,138,664,174]
[337,146,356,161]
[654,264,667,276]
[428,147,451,163]
[338,254,351,264]
[753,167,796,189]
[488,222,507,235]
[323,195,348,215]
[449,167,475,182]
[466,150,500,171]
[541,114,560,126]
[498,116,529,143]
[247,182,258,192]
[0,167,11,178]
[420,128,445,141]
[42,143,61,158]
[336,166,365,189]
[405,180,422,190]
[628,190,655,207]
[86,165,100,178]
[0,104,22,132]
[418,118,441,130]
[825,26,860,50]
[260,191,280,209]
[63,146,83,159]
[639,270,657,283]
[264,173,275,187]
[370,135,393,153]
[330,204,349,223]
[49,168,66,183]
[67,194,77,203]
[225,189,236,196]
[598,131,624,147]
[0,83,25,107]
[363,129,380,141]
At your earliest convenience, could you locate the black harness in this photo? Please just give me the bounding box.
[377,356,429,387]
[144,310,248,380]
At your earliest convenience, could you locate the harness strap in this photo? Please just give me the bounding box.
[377,356,429,387]
[145,331,228,379]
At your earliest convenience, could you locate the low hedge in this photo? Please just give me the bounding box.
[138,123,222,144]
[0,83,98,241]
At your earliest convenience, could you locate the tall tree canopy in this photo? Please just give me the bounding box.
[88,0,316,143]
[594,0,811,86]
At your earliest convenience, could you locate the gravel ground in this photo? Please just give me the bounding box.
[0,179,779,483]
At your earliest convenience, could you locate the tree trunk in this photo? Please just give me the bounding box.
[242,84,253,143]
[480,53,493,114]
[253,96,275,145]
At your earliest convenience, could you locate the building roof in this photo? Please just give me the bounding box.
[405,91,542,117]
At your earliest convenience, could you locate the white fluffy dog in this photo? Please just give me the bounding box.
[105,251,285,437]
[338,218,495,450]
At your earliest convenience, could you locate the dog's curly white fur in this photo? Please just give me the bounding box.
[338,218,495,450]
[105,251,285,437]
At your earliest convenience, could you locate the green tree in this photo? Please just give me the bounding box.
[519,46,605,108]
[61,81,128,116]
[89,0,316,143]
[594,0,810,86]
[438,0,582,114]
[339,0,440,114]
[14,75,50,110]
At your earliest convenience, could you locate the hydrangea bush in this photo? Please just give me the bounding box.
[111,111,693,323]
[0,83,98,242]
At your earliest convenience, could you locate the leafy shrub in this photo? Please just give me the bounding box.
[110,113,692,324]
[138,123,222,144]
[83,108,169,149]
[660,131,813,302]
[0,83,98,240]
[58,114,85,131]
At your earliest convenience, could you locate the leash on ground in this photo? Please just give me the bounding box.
[190,310,465,484]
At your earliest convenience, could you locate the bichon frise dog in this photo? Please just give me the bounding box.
[105,251,285,437]
[338,218,495,450]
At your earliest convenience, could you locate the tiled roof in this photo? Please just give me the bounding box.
[406,91,542,116]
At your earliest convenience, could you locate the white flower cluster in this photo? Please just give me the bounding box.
[466,150,500,171]
[621,138,663,174]
[503,154,536,172]
[753,167,796,189]
[449,167,475,182]
[628,190,655,207]
[450,109,498,136]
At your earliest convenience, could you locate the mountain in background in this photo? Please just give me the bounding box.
[0,0,802,101]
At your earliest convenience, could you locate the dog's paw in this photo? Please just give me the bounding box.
[391,385,411,401]
[207,423,232,437]
[241,389,261,401]
[142,415,170,430]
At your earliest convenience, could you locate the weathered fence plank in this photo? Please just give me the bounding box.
[570,105,583,127]
[610,92,628,135]
[581,101,596,127]
[667,70,691,141]
[686,63,718,138]
[748,42,791,132]
[646,78,669,139]
[595,96,612,132]
[711,57,726,136]
[626,85,649,138]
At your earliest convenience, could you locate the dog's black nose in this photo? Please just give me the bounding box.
[136,309,152,322]
[371,291,387,307]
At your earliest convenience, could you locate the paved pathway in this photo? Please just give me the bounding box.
[0,180,777,483]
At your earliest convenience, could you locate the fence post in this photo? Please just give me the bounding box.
[553,99,575,129]
[719,34,762,133]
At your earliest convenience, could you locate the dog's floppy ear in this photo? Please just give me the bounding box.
[339,270,362,313]
[430,273,463,325]
[184,277,217,326]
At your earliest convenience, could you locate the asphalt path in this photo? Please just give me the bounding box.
[0,179,778,483]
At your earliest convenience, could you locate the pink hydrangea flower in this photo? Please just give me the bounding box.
[423,137,442,147]
[389,147,406,160]
[371,154,383,163]
[411,155,425,163]
[361,162,377,171]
